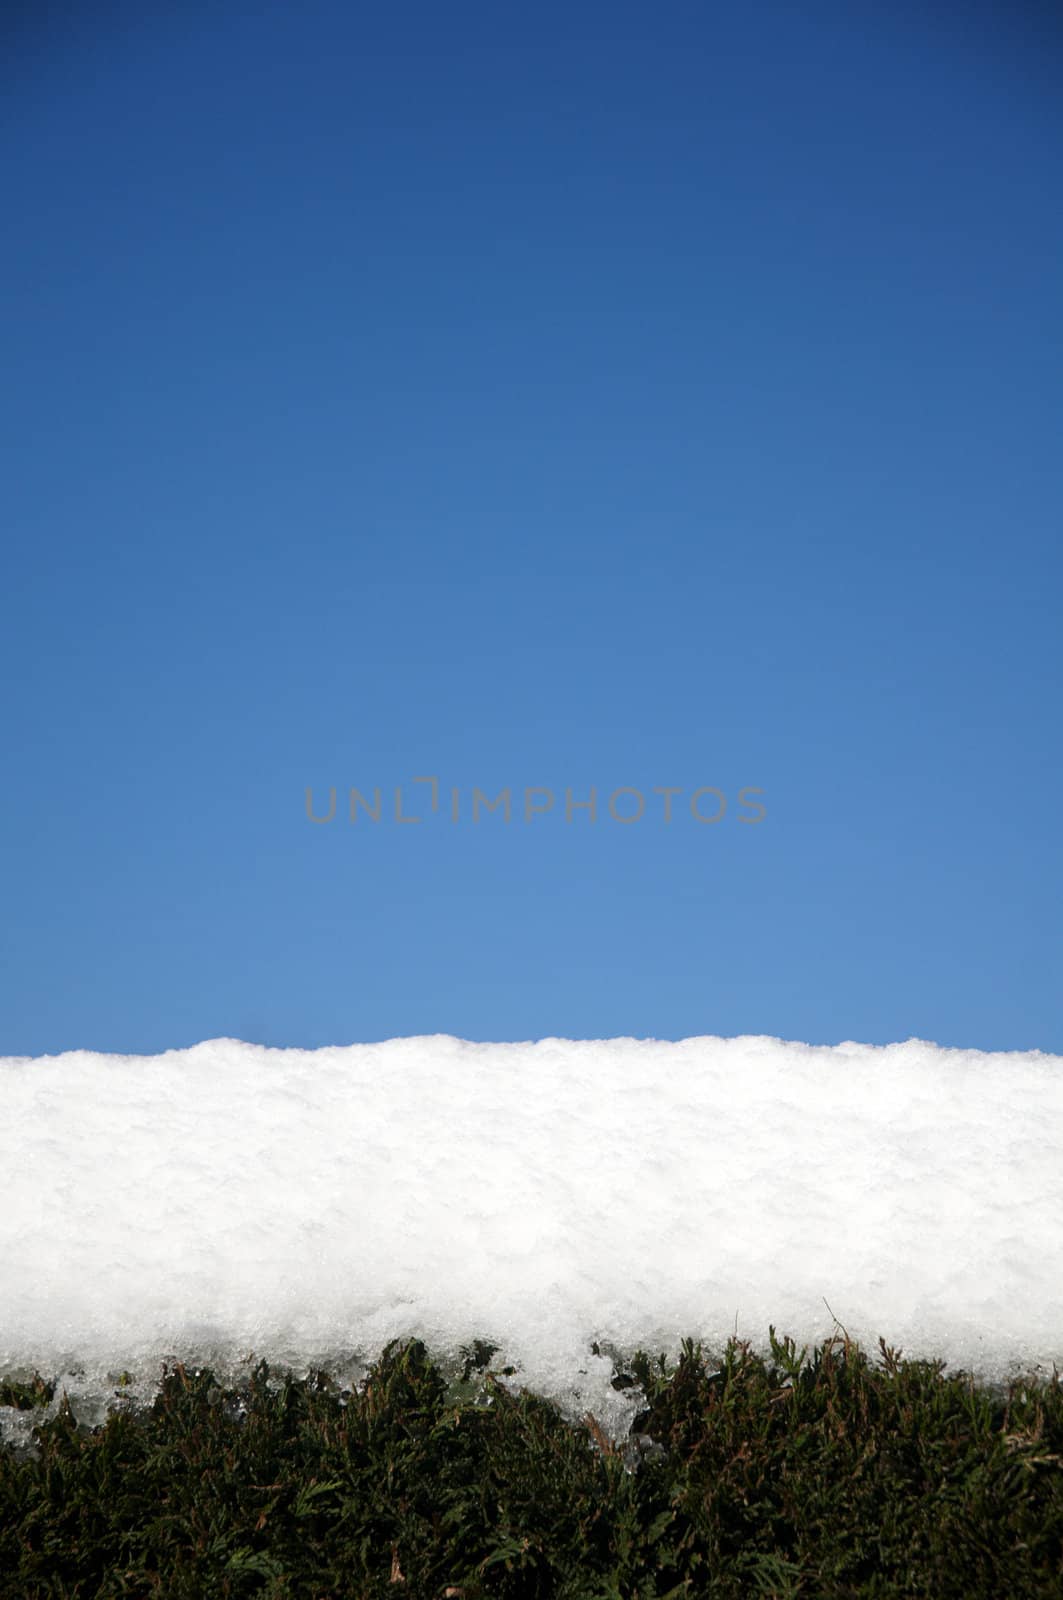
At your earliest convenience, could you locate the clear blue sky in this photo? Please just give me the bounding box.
[3,1,1060,1056]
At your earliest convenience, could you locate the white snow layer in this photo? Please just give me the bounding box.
[2,1034,1062,1435]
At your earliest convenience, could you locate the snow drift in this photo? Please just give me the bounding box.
[2,1034,1061,1435]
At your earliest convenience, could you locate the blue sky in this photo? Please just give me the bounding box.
[3,1,1060,1056]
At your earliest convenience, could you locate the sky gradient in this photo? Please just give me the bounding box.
[3,1,1061,1055]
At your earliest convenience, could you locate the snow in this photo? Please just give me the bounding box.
[2,1033,1062,1437]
